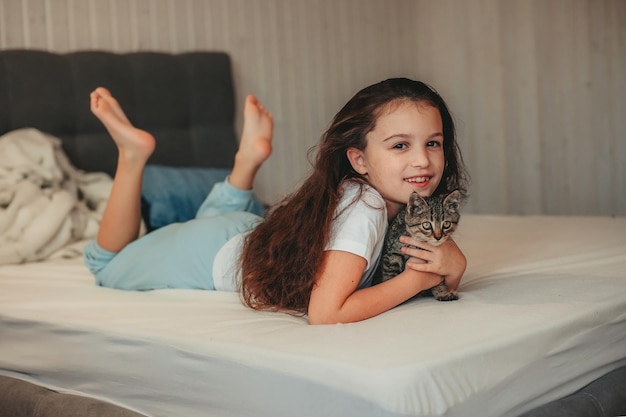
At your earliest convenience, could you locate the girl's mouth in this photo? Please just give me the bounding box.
[404,176,431,187]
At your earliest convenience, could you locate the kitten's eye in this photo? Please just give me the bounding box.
[422,222,432,230]
[443,221,451,229]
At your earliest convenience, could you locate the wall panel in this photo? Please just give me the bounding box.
[0,0,623,215]
[411,0,625,215]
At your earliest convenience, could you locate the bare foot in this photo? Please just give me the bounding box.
[239,95,273,165]
[90,87,155,162]
[229,95,274,190]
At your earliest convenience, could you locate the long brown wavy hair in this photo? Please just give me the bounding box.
[240,78,469,315]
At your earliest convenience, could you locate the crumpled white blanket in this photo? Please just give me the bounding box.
[0,128,112,264]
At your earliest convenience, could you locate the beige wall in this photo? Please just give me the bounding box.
[1,0,624,215]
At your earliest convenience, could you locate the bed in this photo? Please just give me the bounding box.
[0,50,625,417]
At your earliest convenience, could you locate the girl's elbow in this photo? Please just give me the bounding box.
[307,309,342,325]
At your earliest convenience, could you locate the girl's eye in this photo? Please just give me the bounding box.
[393,143,408,150]
[427,140,442,147]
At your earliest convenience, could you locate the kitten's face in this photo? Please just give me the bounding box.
[404,190,461,246]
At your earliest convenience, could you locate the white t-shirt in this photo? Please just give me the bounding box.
[212,181,388,292]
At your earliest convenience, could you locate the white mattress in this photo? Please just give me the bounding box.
[1,215,625,417]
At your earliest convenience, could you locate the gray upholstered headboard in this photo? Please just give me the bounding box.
[0,49,237,176]
[0,49,240,417]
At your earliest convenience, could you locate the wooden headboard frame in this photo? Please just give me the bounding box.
[0,50,238,176]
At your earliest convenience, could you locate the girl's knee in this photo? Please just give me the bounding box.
[196,180,259,218]
[83,240,116,278]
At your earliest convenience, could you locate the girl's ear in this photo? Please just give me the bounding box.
[346,147,368,175]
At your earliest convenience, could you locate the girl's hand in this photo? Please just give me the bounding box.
[400,237,466,291]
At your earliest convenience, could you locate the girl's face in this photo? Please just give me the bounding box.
[348,101,445,219]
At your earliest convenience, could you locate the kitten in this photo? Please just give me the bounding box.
[375,190,462,301]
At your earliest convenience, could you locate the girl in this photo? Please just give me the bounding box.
[85,78,469,325]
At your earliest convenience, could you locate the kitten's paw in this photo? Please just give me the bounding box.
[431,284,459,301]
[434,291,459,301]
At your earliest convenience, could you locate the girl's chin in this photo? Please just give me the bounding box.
[407,182,439,197]
[405,187,434,198]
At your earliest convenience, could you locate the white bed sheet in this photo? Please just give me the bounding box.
[1,215,625,417]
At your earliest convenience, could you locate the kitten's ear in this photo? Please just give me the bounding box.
[443,190,461,214]
[408,191,429,215]
[346,147,368,175]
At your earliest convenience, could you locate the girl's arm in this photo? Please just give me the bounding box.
[308,250,443,325]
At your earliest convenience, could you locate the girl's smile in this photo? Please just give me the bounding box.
[405,175,433,188]
[348,100,445,219]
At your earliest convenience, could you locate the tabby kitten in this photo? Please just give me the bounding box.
[375,190,462,301]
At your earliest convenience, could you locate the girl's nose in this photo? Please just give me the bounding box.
[411,149,430,168]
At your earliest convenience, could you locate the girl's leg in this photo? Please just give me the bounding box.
[196,95,273,218]
[90,87,156,252]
